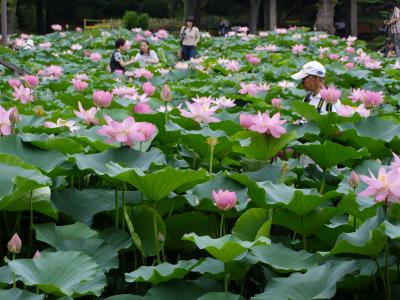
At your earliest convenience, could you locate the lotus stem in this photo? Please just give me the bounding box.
[319,171,326,194]
[224,264,230,293]
[122,183,126,231]
[115,187,119,229]
[385,239,391,300]
[12,253,16,288]
[29,191,33,256]
[219,213,225,238]
[153,203,160,264]
[302,216,306,251]
[209,147,214,173]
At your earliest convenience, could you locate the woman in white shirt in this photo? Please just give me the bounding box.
[179,16,200,61]
[134,41,159,66]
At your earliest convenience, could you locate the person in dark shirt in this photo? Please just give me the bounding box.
[109,38,134,73]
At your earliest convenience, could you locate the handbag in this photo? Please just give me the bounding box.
[177,48,182,60]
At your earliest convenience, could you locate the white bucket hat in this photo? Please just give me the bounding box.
[291,61,326,80]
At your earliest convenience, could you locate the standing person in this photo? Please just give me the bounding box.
[291,61,341,114]
[179,16,200,61]
[384,1,400,57]
[219,18,230,36]
[134,41,159,66]
[109,38,135,73]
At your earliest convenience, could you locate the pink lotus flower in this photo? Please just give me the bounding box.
[292,44,306,54]
[135,35,145,42]
[113,86,138,100]
[33,250,41,259]
[7,233,22,254]
[93,91,113,107]
[349,171,360,188]
[76,27,82,32]
[161,84,172,102]
[97,116,156,146]
[44,118,80,132]
[0,109,12,136]
[346,47,355,54]
[364,60,381,70]
[8,79,21,88]
[74,102,99,125]
[320,86,341,104]
[240,114,256,129]
[275,28,288,34]
[114,69,124,75]
[192,96,214,105]
[8,107,20,124]
[328,53,339,61]
[39,42,52,49]
[345,62,355,69]
[271,98,282,108]
[337,105,371,118]
[245,53,261,65]
[156,29,169,39]
[43,65,63,80]
[212,189,237,211]
[180,102,219,124]
[359,167,400,202]
[349,89,364,103]
[143,30,152,37]
[239,82,270,97]
[362,91,384,108]
[71,44,82,51]
[264,44,278,52]
[331,39,339,46]
[72,79,88,91]
[90,53,102,62]
[84,50,92,57]
[248,112,287,138]
[143,82,156,96]
[23,75,39,87]
[215,96,235,109]
[134,102,153,114]
[12,86,33,104]
[51,24,62,31]
[217,58,240,72]
[74,74,89,81]
[133,68,153,80]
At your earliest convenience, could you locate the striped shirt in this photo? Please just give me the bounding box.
[389,7,400,34]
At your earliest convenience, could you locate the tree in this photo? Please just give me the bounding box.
[1,0,6,45]
[249,0,262,34]
[314,0,336,33]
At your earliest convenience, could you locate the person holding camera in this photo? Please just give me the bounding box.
[179,16,200,61]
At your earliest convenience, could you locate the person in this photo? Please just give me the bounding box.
[179,16,200,61]
[134,41,159,66]
[291,61,340,114]
[384,1,400,57]
[219,18,230,36]
[109,38,134,73]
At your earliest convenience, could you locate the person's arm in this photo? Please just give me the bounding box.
[115,52,134,67]
[149,51,159,64]
[194,28,200,46]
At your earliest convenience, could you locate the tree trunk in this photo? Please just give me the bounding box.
[1,0,7,45]
[194,0,201,26]
[183,0,195,20]
[314,0,336,34]
[6,0,16,34]
[249,0,261,34]
[36,0,44,33]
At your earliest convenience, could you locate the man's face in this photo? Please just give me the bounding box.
[302,75,324,94]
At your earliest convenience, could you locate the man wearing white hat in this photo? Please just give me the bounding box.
[291,61,340,114]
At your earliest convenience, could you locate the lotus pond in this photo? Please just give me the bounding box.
[1,26,400,300]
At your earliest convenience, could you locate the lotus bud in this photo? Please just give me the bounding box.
[7,233,22,254]
[34,105,45,116]
[212,189,237,211]
[281,161,289,175]
[157,232,165,242]
[160,84,172,102]
[207,137,219,149]
[8,107,20,124]
[33,250,41,259]
[349,171,360,189]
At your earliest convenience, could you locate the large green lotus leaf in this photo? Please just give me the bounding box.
[35,222,99,245]
[72,127,113,152]
[52,188,140,225]
[185,174,249,211]
[0,288,44,300]
[8,251,105,297]
[1,187,57,218]
[19,133,85,154]
[182,233,270,263]
[232,208,270,241]
[192,257,225,276]
[99,227,132,252]
[338,259,377,291]
[273,206,338,237]
[338,117,400,142]
[165,212,214,252]
[248,243,319,272]
[198,292,245,300]
[252,260,359,300]
[293,141,368,170]
[0,157,52,211]
[110,166,208,202]
[383,220,400,239]
[127,205,166,257]
[71,147,165,175]
[321,214,386,257]
[232,131,297,161]
[0,266,13,286]
[259,182,332,216]
[337,194,378,221]
[103,296,143,300]
[144,280,205,300]
[0,135,65,172]
[125,259,201,285]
